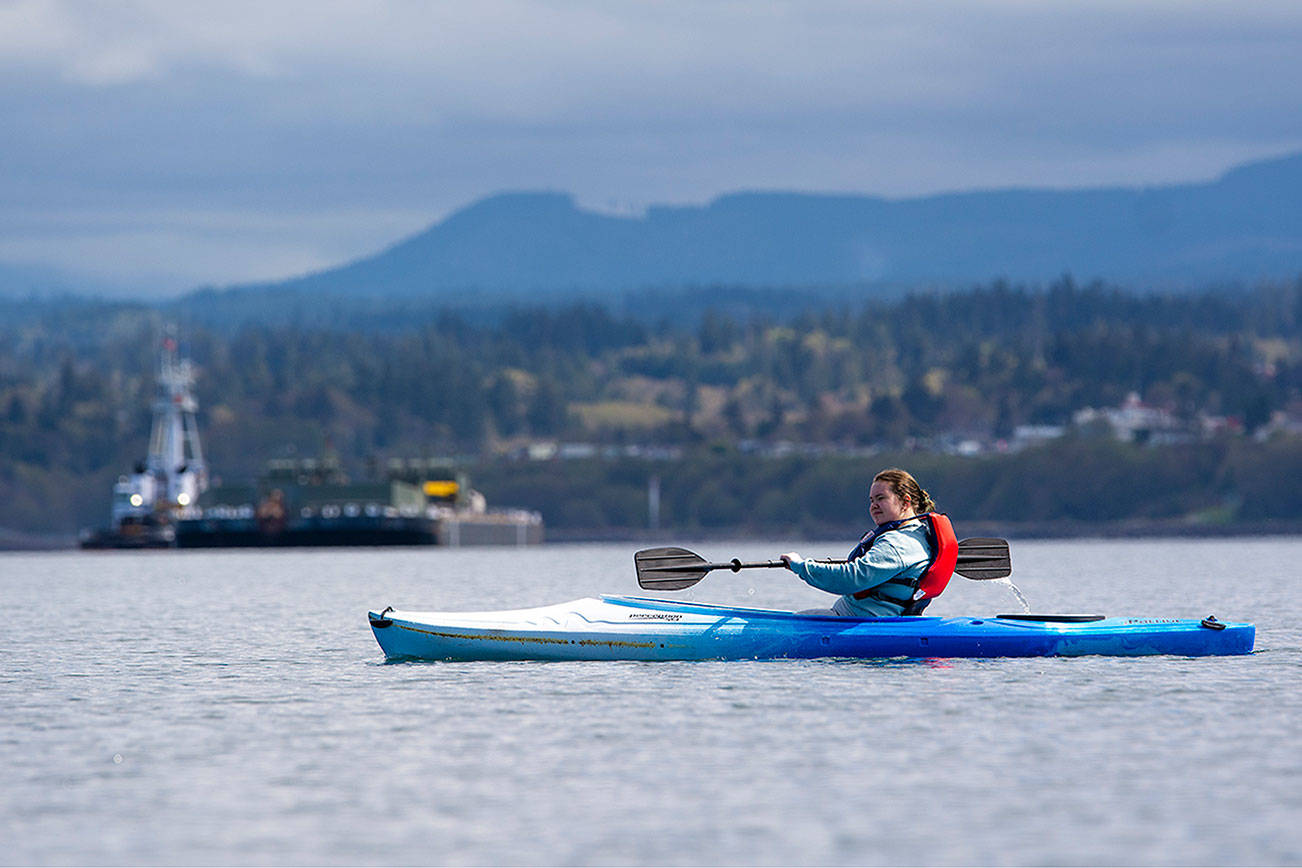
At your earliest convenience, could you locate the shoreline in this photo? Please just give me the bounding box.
[6,518,1301,552]
[543,518,1302,543]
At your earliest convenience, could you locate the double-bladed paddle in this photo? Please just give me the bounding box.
[634,537,1012,591]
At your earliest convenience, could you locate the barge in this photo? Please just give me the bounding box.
[181,457,542,547]
[81,338,542,549]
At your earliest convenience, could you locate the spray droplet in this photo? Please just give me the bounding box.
[993,577,1031,613]
[113,754,123,764]
[747,587,756,596]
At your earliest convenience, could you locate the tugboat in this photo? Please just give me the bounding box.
[79,336,208,548]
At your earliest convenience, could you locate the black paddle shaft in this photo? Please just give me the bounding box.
[699,558,787,573]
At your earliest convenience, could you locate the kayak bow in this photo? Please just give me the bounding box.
[367,596,1255,662]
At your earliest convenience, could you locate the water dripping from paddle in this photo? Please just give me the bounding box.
[992,577,1031,613]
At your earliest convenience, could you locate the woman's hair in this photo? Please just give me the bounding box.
[873,468,935,514]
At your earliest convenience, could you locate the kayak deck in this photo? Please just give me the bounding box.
[368,595,1255,662]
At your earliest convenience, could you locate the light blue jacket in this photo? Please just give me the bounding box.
[787,520,933,617]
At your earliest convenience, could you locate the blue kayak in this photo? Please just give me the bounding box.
[368,595,1255,661]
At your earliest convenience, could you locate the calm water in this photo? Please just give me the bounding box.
[2,538,1299,866]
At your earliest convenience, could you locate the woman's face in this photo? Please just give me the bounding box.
[869,480,914,524]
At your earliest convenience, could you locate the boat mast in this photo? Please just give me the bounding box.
[146,334,208,509]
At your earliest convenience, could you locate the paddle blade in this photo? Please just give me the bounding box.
[635,547,710,590]
[955,537,1012,579]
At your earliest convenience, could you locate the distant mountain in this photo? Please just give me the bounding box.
[0,262,83,298]
[214,151,1302,304]
[0,261,145,300]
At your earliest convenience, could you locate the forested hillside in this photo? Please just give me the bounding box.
[1,278,1299,539]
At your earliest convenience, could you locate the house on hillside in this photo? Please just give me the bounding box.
[1073,392,1189,445]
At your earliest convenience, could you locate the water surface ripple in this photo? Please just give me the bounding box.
[2,538,1299,865]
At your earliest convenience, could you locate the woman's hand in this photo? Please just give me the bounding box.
[780,551,803,571]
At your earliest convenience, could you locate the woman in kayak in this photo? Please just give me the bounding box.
[781,468,936,617]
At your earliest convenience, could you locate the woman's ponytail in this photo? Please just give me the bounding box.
[873,468,935,514]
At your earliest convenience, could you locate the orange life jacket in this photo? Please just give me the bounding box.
[850,511,958,615]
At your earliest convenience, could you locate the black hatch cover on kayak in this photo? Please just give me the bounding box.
[995,613,1106,622]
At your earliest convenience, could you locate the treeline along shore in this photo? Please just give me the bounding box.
[1,277,1299,543]
[469,438,1302,542]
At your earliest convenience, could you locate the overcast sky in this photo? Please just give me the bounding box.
[4,0,1302,295]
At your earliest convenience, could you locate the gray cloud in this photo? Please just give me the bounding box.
[3,0,1302,294]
